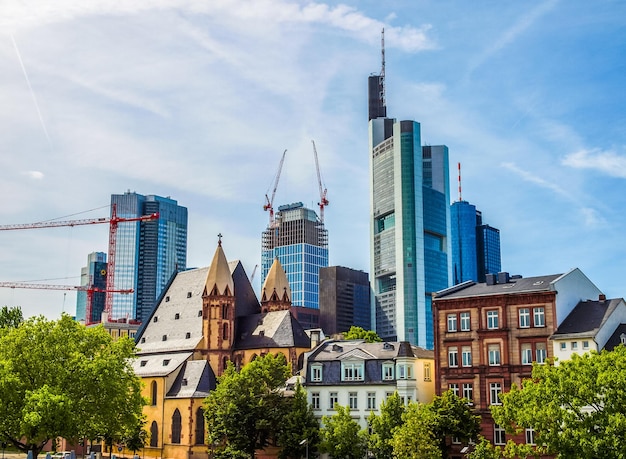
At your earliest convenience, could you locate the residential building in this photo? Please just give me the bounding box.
[318,266,370,336]
[75,251,107,323]
[261,202,328,329]
[432,268,602,454]
[303,339,435,429]
[369,81,451,349]
[128,239,311,459]
[110,191,188,322]
[450,201,501,284]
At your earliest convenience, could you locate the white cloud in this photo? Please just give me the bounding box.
[501,162,568,198]
[580,207,607,228]
[562,148,626,178]
[22,170,44,179]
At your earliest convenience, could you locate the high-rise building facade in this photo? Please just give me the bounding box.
[261,202,328,328]
[368,74,451,349]
[75,251,107,323]
[318,266,370,336]
[111,191,188,322]
[451,200,501,284]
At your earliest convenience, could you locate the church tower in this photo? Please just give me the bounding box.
[260,258,292,313]
[203,236,235,375]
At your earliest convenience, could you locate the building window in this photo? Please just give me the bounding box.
[490,383,502,405]
[449,383,459,397]
[521,343,533,365]
[447,314,458,332]
[488,344,501,366]
[494,424,506,445]
[424,362,432,381]
[571,341,578,350]
[349,392,358,409]
[222,322,229,340]
[582,340,589,350]
[162,335,167,341]
[367,392,376,410]
[140,360,147,367]
[525,428,536,445]
[165,296,170,302]
[462,383,473,403]
[533,307,545,327]
[487,310,499,329]
[171,409,182,444]
[448,347,459,368]
[519,308,530,328]
[536,342,547,364]
[185,332,191,339]
[462,346,472,367]
[150,421,158,447]
[560,342,567,350]
[195,407,205,445]
[153,316,158,323]
[342,362,365,381]
[311,364,322,382]
[329,392,338,409]
[187,292,192,298]
[151,381,157,406]
[175,313,180,320]
[198,310,202,317]
[396,364,413,379]
[221,304,228,319]
[382,363,394,380]
[311,392,320,410]
[460,312,471,331]
[385,392,394,400]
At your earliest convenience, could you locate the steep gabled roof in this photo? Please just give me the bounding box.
[261,258,291,302]
[205,242,234,296]
[133,352,193,377]
[234,310,310,349]
[166,360,216,398]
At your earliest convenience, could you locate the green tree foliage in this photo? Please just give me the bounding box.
[492,346,626,459]
[429,390,481,457]
[0,314,145,458]
[204,353,291,458]
[466,437,538,459]
[367,392,405,459]
[277,382,320,459]
[342,326,382,343]
[0,306,23,330]
[390,402,441,459]
[319,405,368,459]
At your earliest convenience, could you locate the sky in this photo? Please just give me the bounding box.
[1,0,625,320]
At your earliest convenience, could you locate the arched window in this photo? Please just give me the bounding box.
[221,303,228,319]
[151,381,157,406]
[150,421,158,447]
[195,407,205,445]
[222,322,229,340]
[171,409,182,444]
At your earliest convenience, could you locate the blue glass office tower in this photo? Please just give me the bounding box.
[369,107,451,349]
[261,202,328,325]
[75,251,107,323]
[451,200,501,284]
[111,192,188,322]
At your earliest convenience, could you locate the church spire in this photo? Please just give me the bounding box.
[261,258,291,312]
[205,235,234,296]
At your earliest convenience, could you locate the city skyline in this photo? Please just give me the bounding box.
[1,1,625,319]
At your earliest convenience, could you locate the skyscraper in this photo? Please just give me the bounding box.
[75,251,107,323]
[261,202,328,328]
[111,191,188,322]
[451,200,502,284]
[368,65,451,350]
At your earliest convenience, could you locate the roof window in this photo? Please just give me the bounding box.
[175,313,180,320]
[140,360,147,367]
[162,335,167,341]
[163,359,170,366]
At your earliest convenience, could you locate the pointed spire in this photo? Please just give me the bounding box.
[261,258,291,303]
[205,235,234,296]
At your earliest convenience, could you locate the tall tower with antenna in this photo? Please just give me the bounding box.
[368,29,387,121]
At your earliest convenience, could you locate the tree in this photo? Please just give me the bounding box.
[0,314,145,458]
[204,353,291,458]
[390,402,441,459]
[319,405,368,459]
[428,390,481,457]
[342,326,382,343]
[367,392,405,459]
[276,382,319,459]
[0,306,23,330]
[492,346,626,458]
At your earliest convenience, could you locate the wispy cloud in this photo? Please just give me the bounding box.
[501,162,568,198]
[580,207,607,228]
[562,148,626,178]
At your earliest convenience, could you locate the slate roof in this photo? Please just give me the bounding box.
[166,360,216,398]
[604,324,626,351]
[133,352,193,377]
[235,309,310,349]
[434,273,564,299]
[308,340,433,362]
[551,298,622,339]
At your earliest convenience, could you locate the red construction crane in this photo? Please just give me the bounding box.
[0,204,158,322]
[263,149,287,226]
[311,140,329,223]
[0,282,133,325]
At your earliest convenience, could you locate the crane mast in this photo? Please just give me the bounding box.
[263,149,287,226]
[311,140,329,223]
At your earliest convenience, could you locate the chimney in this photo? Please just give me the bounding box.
[599,294,606,302]
[497,272,510,284]
[485,273,496,285]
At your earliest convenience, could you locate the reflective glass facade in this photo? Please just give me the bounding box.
[477,224,501,282]
[111,192,187,322]
[75,251,107,323]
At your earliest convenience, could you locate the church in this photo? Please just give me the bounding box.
[128,237,312,459]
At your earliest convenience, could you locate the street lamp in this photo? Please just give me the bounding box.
[299,439,308,459]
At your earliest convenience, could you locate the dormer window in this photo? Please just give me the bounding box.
[198,310,202,317]
[311,364,323,382]
[332,344,343,352]
[182,378,188,386]
[621,333,626,345]
[141,337,146,343]
[396,363,413,379]
[175,313,180,320]
[187,292,192,298]
[163,359,170,366]
[382,362,394,380]
[162,335,167,341]
[165,296,170,302]
[153,316,158,323]
[383,342,395,351]
[341,361,364,381]
[185,332,191,339]
[140,360,147,367]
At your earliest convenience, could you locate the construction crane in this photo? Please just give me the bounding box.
[311,140,329,223]
[263,149,287,226]
[0,204,158,322]
[0,282,133,325]
[250,264,259,283]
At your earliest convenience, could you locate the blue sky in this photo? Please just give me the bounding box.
[1,0,625,319]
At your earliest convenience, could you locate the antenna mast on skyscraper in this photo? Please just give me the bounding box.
[380,28,386,108]
[458,162,462,202]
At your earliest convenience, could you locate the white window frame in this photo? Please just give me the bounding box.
[494,424,506,445]
[382,362,394,380]
[447,313,458,332]
[490,383,502,405]
[521,343,533,365]
[582,340,590,350]
[396,363,413,379]
[519,308,530,328]
[533,307,545,327]
[536,342,547,364]
[487,310,499,329]
[462,383,473,403]
[367,392,376,410]
[311,392,320,410]
[448,347,459,368]
[311,364,323,382]
[449,383,459,397]
[329,392,338,409]
[342,361,364,381]
[462,346,472,367]
[571,341,578,350]
[349,392,358,410]
[525,428,536,445]
[560,342,567,350]
[460,312,471,331]
[488,344,501,366]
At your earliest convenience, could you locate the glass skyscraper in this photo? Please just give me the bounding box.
[110,192,188,322]
[369,92,451,348]
[261,202,328,324]
[75,251,107,323]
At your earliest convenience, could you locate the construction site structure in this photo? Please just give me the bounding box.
[263,149,287,227]
[311,140,329,223]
